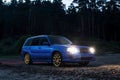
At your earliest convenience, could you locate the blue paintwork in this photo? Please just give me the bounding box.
[21,35,95,63]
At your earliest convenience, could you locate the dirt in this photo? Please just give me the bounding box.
[0,54,120,80]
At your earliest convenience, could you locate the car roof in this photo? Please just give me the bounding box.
[28,35,47,39]
[27,35,63,40]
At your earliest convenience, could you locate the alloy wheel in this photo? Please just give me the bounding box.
[53,52,62,67]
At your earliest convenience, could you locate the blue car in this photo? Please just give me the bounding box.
[21,35,95,67]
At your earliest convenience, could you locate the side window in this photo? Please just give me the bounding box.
[39,37,49,46]
[31,38,40,46]
[24,39,32,46]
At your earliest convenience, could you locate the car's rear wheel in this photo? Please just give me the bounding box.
[79,62,89,66]
[24,54,32,65]
[52,52,62,67]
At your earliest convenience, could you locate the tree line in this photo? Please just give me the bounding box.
[0,0,120,41]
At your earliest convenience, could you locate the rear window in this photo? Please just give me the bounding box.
[24,39,32,46]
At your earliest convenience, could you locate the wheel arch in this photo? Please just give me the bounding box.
[52,50,62,56]
[24,52,29,56]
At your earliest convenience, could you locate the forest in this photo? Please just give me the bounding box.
[0,0,120,55]
[0,0,120,41]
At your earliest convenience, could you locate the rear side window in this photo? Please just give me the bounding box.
[31,38,40,46]
[39,37,48,45]
[24,37,49,46]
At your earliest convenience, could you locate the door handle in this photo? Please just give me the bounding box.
[38,47,41,49]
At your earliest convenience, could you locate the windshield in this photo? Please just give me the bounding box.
[49,36,72,45]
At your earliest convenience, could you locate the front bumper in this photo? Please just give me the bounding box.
[63,53,95,62]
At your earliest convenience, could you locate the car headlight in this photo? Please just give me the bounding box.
[67,46,80,54]
[89,47,95,54]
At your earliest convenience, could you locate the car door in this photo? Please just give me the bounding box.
[29,37,41,60]
[38,37,51,61]
[30,37,51,61]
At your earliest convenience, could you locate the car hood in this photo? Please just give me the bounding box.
[51,44,89,48]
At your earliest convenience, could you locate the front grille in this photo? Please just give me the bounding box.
[81,57,92,60]
[80,48,89,53]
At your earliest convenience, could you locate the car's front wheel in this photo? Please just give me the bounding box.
[52,52,62,67]
[24,54,32,65]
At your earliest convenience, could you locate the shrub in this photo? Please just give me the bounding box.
[0,35,31,56]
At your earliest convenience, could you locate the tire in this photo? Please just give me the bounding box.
[24,54,32,65]
[52,52,62,67]
[79,62,89,66]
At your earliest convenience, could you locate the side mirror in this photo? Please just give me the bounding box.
[42,42,50,46]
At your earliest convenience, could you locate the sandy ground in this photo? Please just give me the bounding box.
[0,54,120,80]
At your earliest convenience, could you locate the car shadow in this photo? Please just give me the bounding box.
[31,62,53,66]
[31,62,101,67]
